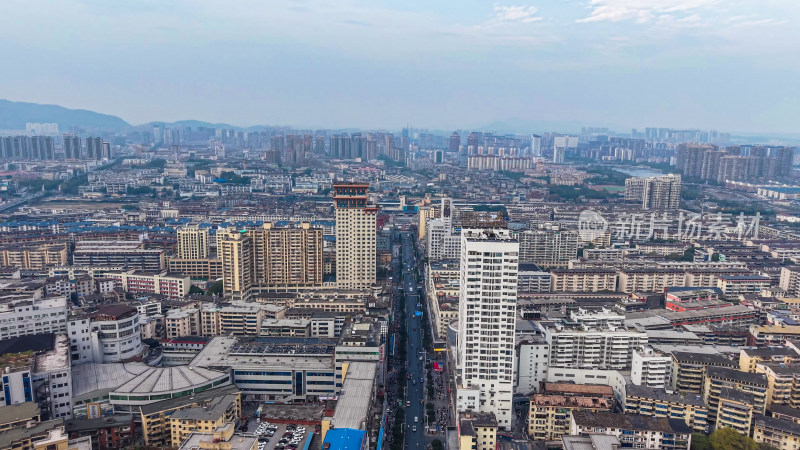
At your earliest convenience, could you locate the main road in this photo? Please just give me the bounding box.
[401,232,426,450]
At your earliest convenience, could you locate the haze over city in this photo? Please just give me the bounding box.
[1,2,800,450]
[1,0,799,132]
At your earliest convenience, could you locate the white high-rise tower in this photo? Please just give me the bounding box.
[457,228,519,428]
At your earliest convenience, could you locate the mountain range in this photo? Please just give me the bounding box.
[0,99,129,131]
[2,99,799,144]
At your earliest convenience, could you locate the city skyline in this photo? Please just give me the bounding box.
[1,1,799,133]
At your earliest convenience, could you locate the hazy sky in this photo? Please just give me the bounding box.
[1,0,799,133]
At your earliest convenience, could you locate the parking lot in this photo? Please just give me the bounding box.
[246,419,312,450]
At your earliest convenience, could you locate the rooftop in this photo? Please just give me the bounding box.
[543,383,614,396]
[71,362,228,401]
[671,351,735,367]
[625,384,705,407]
[0,333,55,358]
[64,415,134,433]
[191,336,335,370]
[771,404,800,420]
[562,435,622,450]
[532,394,613,409]
[754,414,800,435]
[171,393,239,421]
[0,402,40,425]
[179,431,258,450]
[33,334,70,373]
[718,387,755,406]
[0,419,64,445]
[332,361,377,430]
[139,384,240,416]
[322,428,366,450]
[706,366,768,386]
[87,304,137,320]
[459,411,497,431]
[741,346,799,358]
[572,411,692,434]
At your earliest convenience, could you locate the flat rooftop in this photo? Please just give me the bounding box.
[625,384,705,407]
[572,411,691,434]
[332,361,378,430]
[179,430,258,450]
[139,384,240,416]
[258,403,328,423]
[191,337,335,370]
[671,351,735,366]
[0,402,40,425]
[171,393,239,421]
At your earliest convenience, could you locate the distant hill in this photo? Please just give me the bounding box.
[0,99,129,131]
[479,118,623,135]
[140,119,237,129]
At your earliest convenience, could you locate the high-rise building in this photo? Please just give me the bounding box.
[643,174,681,210]
[552,146,566,164]
[250,222,323,289]
[177,226,210,259]
[330,134,351,159]
[779,266,800,298]
[540,317,648,370]
[219,223,324,299]
[63,134,81,159]
[530,134,542,157]
[467,132,482,149]
[85,137,103,160]
[30,136,54,160]
[517,225,579,268]
[334,183,377,289]
[425,198,458,260]
[417,206,437,241]
[449,132,460,153]
[457,229,519,428]
[624,177,647,202]
[314,135,325,155]
[220,232,254,300]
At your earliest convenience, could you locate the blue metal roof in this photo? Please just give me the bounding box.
[322,429,366,450]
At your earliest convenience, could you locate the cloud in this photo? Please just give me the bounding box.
[722,15,788,27]
[493,4,543,23]
[576,0,718,24]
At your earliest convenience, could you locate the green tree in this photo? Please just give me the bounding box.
[691,433,712,450]
[145,158,167,168]
[431,440,443,450]
[710,427,758,450]
[206,280,223,296]
[188,285,204,295]
[220,171,251,185]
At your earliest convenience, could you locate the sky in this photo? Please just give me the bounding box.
[0,0,799,133]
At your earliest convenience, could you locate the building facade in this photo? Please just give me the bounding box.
[457,229,518,428]
[334,183,377,289]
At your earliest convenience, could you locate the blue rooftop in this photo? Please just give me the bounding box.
[323,429,366,450]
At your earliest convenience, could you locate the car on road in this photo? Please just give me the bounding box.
[412,426,417,432]
[406,400,410,407]
[414,416,419,423]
